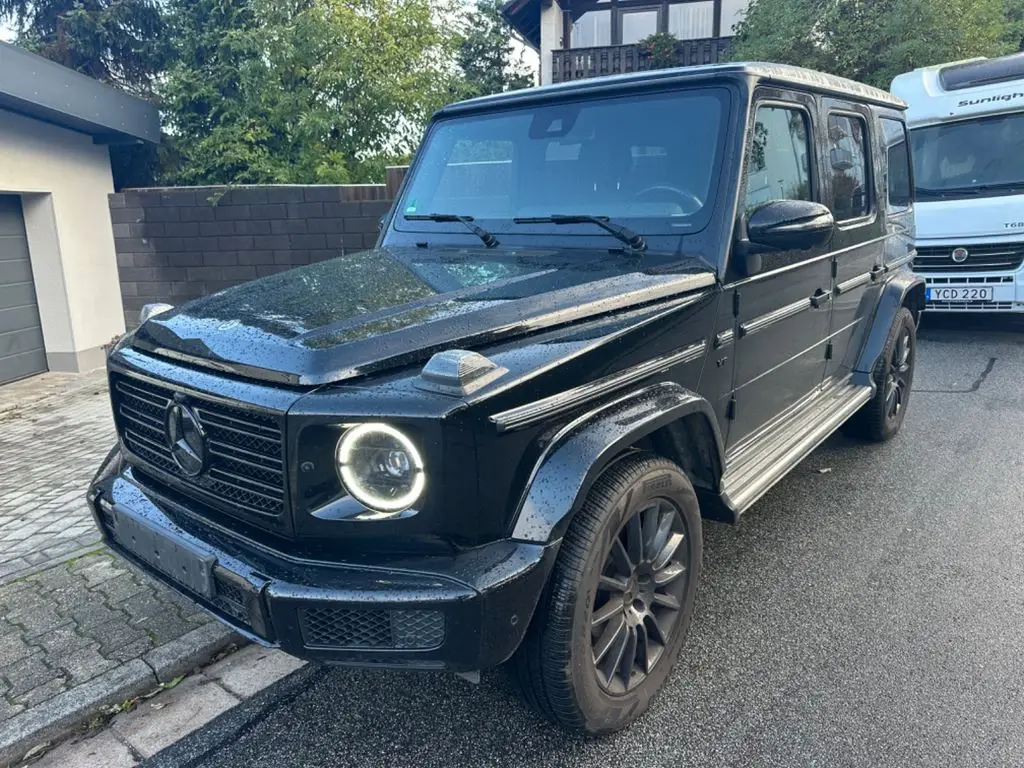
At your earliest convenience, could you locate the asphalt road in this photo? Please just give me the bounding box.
[146,314,1024,768]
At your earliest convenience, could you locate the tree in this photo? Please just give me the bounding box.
[0,0,165,96]
[730,0,1012,88]
[160,0,463,186]
[456,0,534,98]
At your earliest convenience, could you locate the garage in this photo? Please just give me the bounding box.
[0,41,159,384]
[0,194,46,384]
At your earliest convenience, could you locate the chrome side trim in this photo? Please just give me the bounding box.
[835,272,872,295]
[739,297,811,338]
[490,340,708,432]
[726,234,890,289]
[886,253,914,270]
[722,379,873,513]
[715,329,734,348]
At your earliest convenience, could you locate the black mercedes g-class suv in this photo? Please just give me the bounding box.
[89,63,924,734]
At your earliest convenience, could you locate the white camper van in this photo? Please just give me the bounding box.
[892,54,1024,312]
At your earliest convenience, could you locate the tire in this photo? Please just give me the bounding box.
[844,306,916,442]
[512,452,702,735]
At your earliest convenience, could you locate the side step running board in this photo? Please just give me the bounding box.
[720,379,873,515]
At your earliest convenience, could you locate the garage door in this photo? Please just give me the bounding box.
[0,195,47,384]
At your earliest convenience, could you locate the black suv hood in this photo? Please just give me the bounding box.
[130,247,716,386]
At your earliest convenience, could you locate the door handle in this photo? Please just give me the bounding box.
[810,289,832,309]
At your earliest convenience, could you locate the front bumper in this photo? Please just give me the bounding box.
[88,452,557,672]
[920,268,1024,313]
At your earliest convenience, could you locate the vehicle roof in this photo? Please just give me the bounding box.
[438,62,906,117]
[891,53,1024,128]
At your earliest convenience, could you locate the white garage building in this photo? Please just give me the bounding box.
[0,41,159,384]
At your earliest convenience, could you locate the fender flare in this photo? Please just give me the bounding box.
[510,381,725,544]
[855,269,925,377]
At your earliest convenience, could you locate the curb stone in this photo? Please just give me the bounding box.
[0,624,240,766]
[143,624,245,684]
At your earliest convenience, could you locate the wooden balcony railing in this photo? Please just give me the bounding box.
[551,38,731,83]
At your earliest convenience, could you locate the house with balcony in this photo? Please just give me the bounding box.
[502,0,751,85]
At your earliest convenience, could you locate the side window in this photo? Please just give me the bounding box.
[745,105,812,214]
[827,114,870,220]
[880,118,912,210]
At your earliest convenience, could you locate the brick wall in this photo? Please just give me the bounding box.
[110,183,400,330]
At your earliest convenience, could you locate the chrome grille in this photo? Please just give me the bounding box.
[111,374,286,519]
[914,243,1024,273]
[927,300,1016,311]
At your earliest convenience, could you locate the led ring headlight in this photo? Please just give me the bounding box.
[336,423,425,513]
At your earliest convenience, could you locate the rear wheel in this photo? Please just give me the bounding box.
[513,453,702,735]
[844,306,916,441]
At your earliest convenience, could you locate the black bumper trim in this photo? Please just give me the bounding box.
[89,465,558,672]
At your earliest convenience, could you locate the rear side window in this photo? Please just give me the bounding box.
[881,118,912,210]
[827,113,870,220]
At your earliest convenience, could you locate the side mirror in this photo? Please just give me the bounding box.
[747,200,835,253]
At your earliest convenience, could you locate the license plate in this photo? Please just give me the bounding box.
[926,286,994,302]
[111,505,216,599]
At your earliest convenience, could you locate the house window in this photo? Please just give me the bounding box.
[568,0,734,49]
[620,7,660,43]
[571,9,612,47]
[668,2,713,40]
[719,0,748,36]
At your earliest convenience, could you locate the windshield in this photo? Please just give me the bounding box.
[910,111,1024,200]
[396,88,729,237]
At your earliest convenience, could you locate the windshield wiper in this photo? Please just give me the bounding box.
[917,182,1024,197]
[513,215,646,252]
[403,213,499,248]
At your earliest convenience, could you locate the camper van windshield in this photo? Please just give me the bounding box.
[911,111,1024,200]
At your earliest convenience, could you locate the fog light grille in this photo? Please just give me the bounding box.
[213,577,250,625]
[299,607,444,650]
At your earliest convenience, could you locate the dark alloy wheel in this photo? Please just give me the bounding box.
[512,453,702,735]
[590,499,690,694]
[883,324,912,422]
[843,306,916,442]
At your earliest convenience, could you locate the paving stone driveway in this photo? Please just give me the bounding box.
[0,552,213,722]
[0,370,112,581]
[0,371,231,758]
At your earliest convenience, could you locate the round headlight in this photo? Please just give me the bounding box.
[336,423,425,513]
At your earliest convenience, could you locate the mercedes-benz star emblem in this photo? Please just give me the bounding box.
[165,402,207,477]
[951,247,969,263]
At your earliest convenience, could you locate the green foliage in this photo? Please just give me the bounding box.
[730,0,1015,88]
[456,0,534,98]
[0,0,166,95]
[159,0,463,186]
[639,32,682,70]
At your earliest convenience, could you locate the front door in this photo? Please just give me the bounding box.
[726,95,833,447]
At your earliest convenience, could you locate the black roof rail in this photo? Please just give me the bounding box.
[939,53,1024,92]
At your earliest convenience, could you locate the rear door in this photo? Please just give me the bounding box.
[819,100,886,380]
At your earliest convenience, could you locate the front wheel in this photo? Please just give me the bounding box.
[512,453,702,735]
[844,306,916,442]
